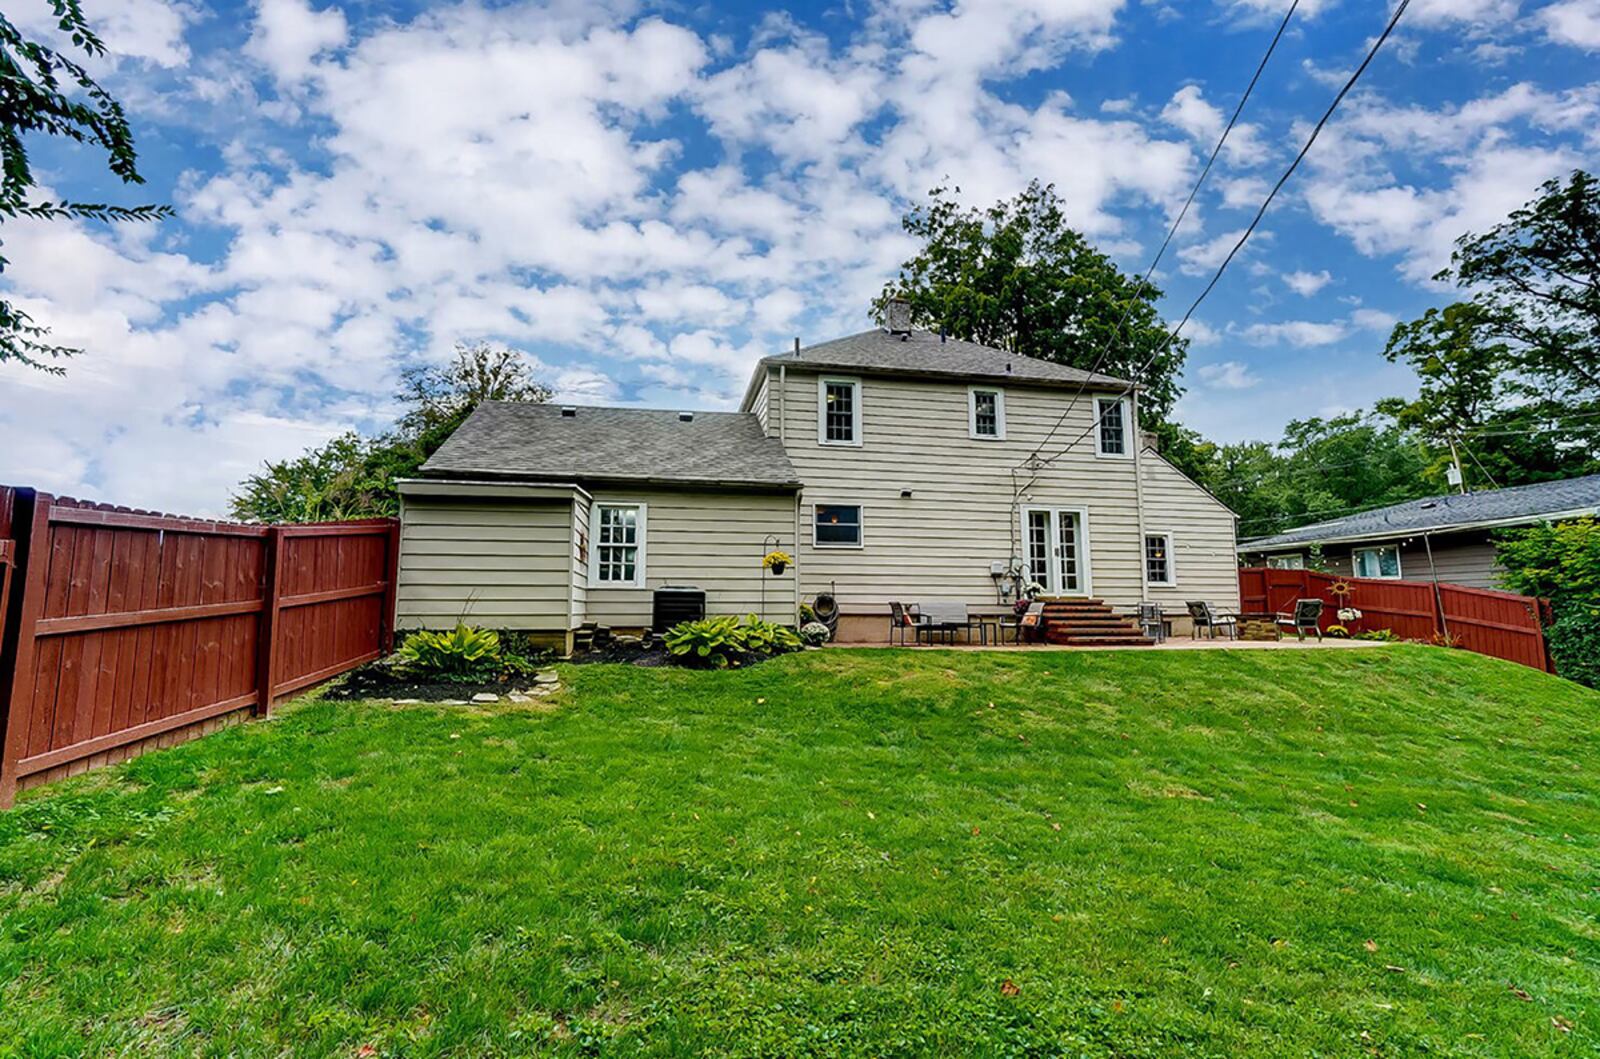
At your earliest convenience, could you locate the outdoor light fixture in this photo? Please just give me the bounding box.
[900,487,913,498]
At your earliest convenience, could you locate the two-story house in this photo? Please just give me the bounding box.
[394,320,1240,649]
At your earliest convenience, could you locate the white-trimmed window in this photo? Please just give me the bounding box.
[1267,553,1305,570]
[1095,396,1130,457]
[813,503,863,548]
[1353,545,1402,580]
[592,503,646,586]
[1144,532,1175,586]
[969,387,1006,440]
[818,377,862,446]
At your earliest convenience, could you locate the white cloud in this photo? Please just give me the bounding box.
[245,0,348,85]
[1237,320,1350,347]
[1282,269,1332,297]
[1198,360,1260,389]
[1160,85,1267,165]
[1541,0,1600,48]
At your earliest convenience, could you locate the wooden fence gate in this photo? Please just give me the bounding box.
[1238,567,1554,672]
[0,486,399,807]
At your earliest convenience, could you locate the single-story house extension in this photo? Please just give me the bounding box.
[1237,472,1600,589]
[395,319,1240,650]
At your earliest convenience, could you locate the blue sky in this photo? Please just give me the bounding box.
[2,0,1598,513]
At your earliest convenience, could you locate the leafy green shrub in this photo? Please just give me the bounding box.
[1547,608,1600,689]
[1353,629,1399,642]
[798,602,817,624]
[742,615,803,655]
[799,621,831,646]
[664,616,748,668]
[397,624,503,678]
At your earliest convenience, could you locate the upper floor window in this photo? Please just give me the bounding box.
[819,377,862,446]
[1353,545,1401,580]
[1095,396,1129,457]
[592,503,645,587]
[969,387,1006,440]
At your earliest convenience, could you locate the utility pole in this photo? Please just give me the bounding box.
[1446,436,1468,494]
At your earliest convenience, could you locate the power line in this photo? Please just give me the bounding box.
[1022,0,1302,466]
[1033,0,1414,470]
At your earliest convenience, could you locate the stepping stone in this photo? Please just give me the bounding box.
[507,692,533,704]
[533,671,560,685]
[472,692,500,703]
[438,699,468,706]
[393,698,421,704]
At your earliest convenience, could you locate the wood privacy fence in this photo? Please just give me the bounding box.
[1238,567,1554,673]
[0,486,399,806]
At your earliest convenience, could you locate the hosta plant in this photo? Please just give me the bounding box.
[664,615,748,668]
[397,623,503,678]
[741,615,803,655]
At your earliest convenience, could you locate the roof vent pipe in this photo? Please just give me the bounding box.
[560,406,577,417]
[678,411,694,422]
[793,336,801,360]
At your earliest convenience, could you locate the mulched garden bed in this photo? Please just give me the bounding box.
[326,659,558,703]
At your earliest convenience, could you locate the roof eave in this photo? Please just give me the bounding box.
[417,468,802,493]
[758,356,1136,392]
[1237,504,1600,552]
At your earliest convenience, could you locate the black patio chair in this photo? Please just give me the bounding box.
[1275,598,1325,641]
[887,601,920,646]
[1187,601,1238,640]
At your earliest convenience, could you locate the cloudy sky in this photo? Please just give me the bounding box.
[1,0,1597,514]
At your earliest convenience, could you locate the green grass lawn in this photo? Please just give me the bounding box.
[2,646,1598,1057]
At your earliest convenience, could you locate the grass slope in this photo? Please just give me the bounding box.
[2,646,1598,1057]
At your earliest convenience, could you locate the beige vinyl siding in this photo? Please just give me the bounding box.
[1139,453,1241,611]
[570,497,590,626]
[584,488,798,627]
[397,498,576,630]
[751,371,771,435]
[774,371,1150,612]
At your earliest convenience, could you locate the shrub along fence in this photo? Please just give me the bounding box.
[0,486,399,807]
[1238,567,1554,673]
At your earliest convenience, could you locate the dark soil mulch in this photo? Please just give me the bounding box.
[326,661,548,702]
[569,641,672,667]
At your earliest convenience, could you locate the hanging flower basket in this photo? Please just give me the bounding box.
[763,550,792,576]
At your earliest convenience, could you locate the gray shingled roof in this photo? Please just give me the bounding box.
[1240,473,1600,551]
[756,328,1133,390]
[420,402,801,489]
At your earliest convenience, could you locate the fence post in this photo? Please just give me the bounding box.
[381,519,400,654]
[0,493,50,809]
[256,526,284,717]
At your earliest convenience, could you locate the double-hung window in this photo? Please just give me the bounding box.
[1095,396,1129,457]
[1144,532,1175,586]
[592,503,645,587]
[969,387,1006,440]
[1353,545,1401,580]
[819,377,862,446]
[1267,553,1305,570]
[814,504,863,548]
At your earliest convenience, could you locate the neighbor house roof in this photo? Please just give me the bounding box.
[741,328,1132,409]
[1239,473,1600,552]
[419,402,801,490]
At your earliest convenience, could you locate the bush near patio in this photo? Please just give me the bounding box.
[2,647,1598,1056]
[1497,517,1600,687]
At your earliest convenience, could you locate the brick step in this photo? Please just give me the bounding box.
[1042,607,1122,619]
[1046,634,1156,646]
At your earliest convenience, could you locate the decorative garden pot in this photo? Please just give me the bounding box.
[769,561,787,576]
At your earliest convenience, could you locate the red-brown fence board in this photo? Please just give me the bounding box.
[1239,567,1552,673]
[0,488,399,806]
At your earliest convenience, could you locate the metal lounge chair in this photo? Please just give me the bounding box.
[1186,601,1238,640]
[887,601,920,646]
[1000,601,1044,644]
[1276,598,1325,641]
[1138,602,1166,643]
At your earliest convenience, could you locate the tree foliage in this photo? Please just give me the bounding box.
[877,181,1187,420]
[1495,517,1600,688]
[230,343,552,522]
[0,0,171,371]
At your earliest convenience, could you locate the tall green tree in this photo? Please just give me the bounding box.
[231,343,553,522]
[1378,171,1600,488]
[0,0,171,371]
[877,181,1187,420]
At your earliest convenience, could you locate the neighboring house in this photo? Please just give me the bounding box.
[396,321,1240,649]
[1237,473,1600,590]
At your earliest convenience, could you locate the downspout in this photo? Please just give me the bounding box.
[1132,392,1148,606]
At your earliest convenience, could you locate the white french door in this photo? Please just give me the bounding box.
[1022,507,1091,596]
